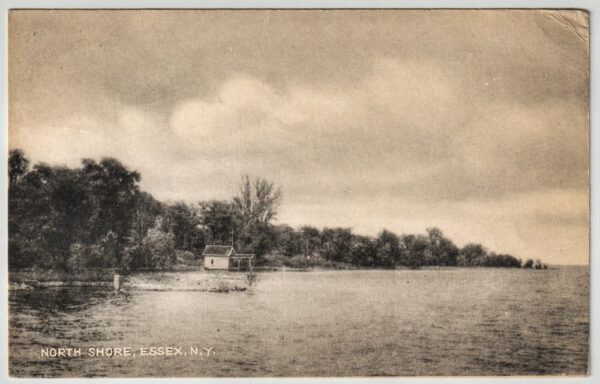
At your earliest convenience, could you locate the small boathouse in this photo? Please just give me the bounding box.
[202,245,254,271]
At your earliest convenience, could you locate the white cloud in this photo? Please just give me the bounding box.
[168,58,462,173]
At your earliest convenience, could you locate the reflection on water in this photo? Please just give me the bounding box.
[11,288,130,313]
[9,267,589,377]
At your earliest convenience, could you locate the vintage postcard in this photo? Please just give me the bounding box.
[7,9,589,377]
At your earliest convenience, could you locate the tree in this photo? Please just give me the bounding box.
[247,223,277,260]
[8,150,33,268]
[13,164,89,270]
[350,235,377,266]
[376,230,401,268]
[426,227,459,266]
[300,226,321,257]
[480,252,521,268]
[81,157,141,247]
[8,149,29,185]
[232,175,282,256]
[8,152,144,271]
[402,234,431,269]
[130,191,164,244]
[274,224,303,256]
[163,202,204,252]
[199,200,235,245]
[320,227,353,263]
[457,243,488,266]
[142,217,176,270]
[101,231,119,267]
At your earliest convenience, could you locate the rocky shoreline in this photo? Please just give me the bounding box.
[9,271,254,293]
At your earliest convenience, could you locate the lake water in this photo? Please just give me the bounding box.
[9,267,589,377]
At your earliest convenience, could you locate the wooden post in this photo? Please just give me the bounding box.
[113,274,121,291]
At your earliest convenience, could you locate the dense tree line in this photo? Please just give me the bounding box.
[264,226,523,268]
[9,150,528,272]
[9,150,203,271]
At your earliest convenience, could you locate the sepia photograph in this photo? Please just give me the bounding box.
[7,8,590,377]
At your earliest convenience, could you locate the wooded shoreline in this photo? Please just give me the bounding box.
[9,149,546,275]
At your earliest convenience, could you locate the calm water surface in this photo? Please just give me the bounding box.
[9,267,589,377]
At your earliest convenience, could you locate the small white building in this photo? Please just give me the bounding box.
[202,245,254,270]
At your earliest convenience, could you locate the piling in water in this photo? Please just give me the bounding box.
[113,274,121,291]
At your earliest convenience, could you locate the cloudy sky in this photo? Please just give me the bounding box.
[9,10,589,264]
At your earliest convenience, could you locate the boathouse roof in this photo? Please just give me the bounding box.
[203,245,235,257]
